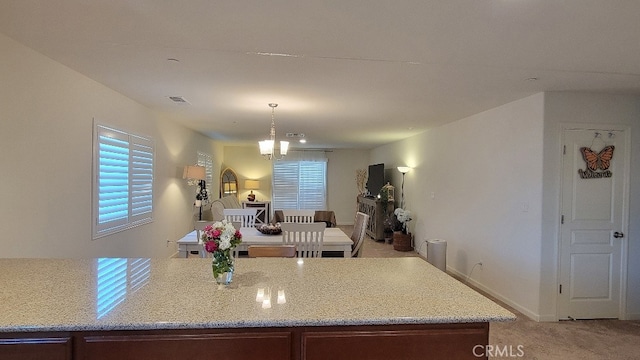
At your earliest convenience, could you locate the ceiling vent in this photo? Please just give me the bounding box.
[286,133,305,138]
[168,96,190,104]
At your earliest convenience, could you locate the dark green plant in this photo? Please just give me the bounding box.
[383,216,394,232]
[379,186,390,202]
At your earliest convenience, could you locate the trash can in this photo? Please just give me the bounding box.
[426,239,447,272]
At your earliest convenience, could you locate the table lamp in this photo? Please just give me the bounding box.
[245,180,260,201]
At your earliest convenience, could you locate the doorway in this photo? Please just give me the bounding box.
[558,126,629,319]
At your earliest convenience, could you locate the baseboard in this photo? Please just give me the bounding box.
[446,266,541,321]
[625,312,640,320]
[537,314,558,322]
[414,241,429,256]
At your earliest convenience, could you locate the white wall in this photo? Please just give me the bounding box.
[0,33,221,258]
[541,92,640,320]
[371,94,545,319]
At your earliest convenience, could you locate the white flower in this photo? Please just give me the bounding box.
[394,208,412,223]
[219,236,231,250]
[224,222,235,232]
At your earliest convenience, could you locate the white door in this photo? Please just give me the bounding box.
[558,128,627,319]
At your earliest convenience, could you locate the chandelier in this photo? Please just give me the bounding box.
[258,103,289,160]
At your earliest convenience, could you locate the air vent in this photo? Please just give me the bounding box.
[286,133,305,138]
[168,96,190,104]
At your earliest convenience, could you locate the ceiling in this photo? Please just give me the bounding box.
[2,1,640,149]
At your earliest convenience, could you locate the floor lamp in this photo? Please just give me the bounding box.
[397,166,411,209]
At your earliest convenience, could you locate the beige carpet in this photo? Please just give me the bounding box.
[490,315,640,360]
[347,227,640,359]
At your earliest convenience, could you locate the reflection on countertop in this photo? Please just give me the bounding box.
[96,258,150,319]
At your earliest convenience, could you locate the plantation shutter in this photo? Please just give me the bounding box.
[272,161,299,210]
[96,127,130,233]
[298,161,326,209]
[272,152,327,211]
[94,124,154,238]
[130,135,153,221]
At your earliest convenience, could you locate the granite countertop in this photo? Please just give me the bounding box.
[0,257,515,332]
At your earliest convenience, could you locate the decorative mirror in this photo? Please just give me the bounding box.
[220,168,238,198]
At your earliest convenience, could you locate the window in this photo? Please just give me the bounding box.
[197,151,213,197]
[272,152,327,211]
[93,124,154,238]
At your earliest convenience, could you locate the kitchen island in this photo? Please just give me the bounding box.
[0,257,515,360]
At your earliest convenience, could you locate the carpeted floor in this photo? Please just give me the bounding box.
[490,314,640,360]
[346,226,640,359]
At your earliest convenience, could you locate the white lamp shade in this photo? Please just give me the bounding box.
[183,165,206,180]
[280,141,289,155]
[259,140,274,155]
[397,166,411,174]
[245,180,260,190]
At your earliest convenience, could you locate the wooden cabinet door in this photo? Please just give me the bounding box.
[79,331,292,360]
[301,324,488,360]
[0,336,72,360]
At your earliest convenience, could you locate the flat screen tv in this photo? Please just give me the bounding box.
[366,163,385,197]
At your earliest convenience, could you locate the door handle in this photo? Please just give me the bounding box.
[613,232,624,239]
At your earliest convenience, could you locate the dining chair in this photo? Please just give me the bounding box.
[248,245,297,258]
[281,222,326,258]
[282,209,316,223]
[223,208,257,228]
[350,212,370,258]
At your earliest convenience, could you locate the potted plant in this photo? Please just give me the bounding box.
[383,216,395,243]
[392,208,413,251]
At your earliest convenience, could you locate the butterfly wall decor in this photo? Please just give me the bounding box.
[578,145,614,179]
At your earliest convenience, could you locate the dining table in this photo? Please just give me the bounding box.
[177,226,354,258]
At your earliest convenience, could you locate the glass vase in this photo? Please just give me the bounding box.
[214,268,234,285]
[212,252,234,285]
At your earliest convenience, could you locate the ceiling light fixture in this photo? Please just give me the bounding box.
[258,103,289,160]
